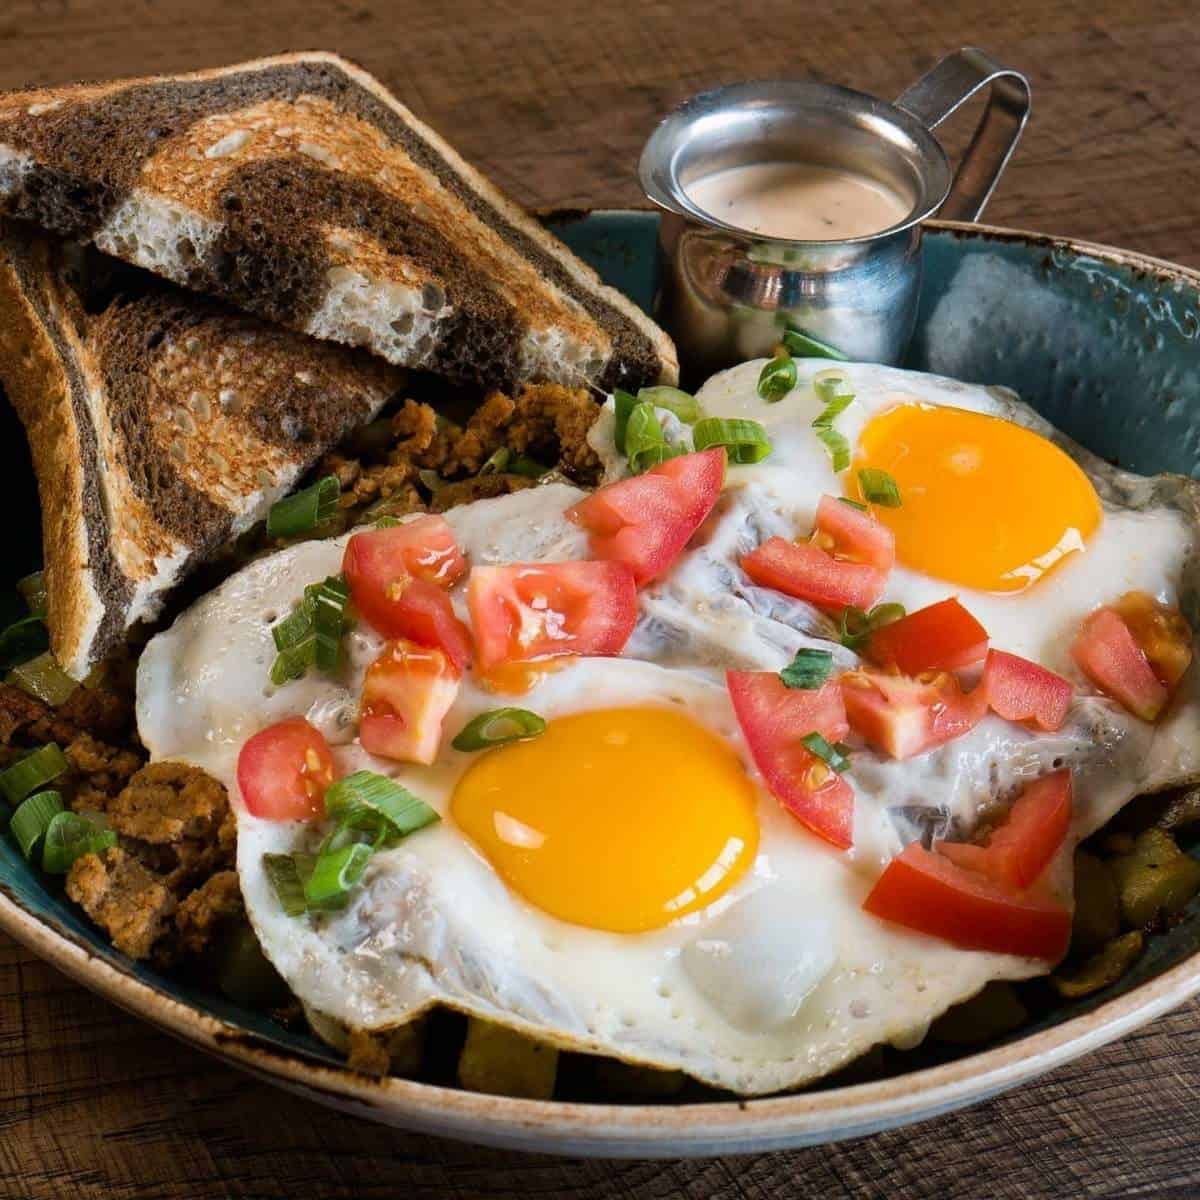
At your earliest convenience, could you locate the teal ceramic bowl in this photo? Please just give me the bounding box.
[2,212,1200,1158]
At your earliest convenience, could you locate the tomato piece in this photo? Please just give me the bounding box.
[1112,591,1193,688]
[568,448,725,586]
[937,770,1072,890]
[236,717,335,822]
[1071,606,1168,721]
[468,561,638,671]
[863,843,1071,960]
[360,640,461,765]
[727,671,854,849]
[866,598,988,674]
[982,649,1072,731]
[841,668,986,760]
[343,516,471,668]
[814,495,895,572]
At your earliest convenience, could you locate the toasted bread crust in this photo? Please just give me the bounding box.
[0,52,678,390]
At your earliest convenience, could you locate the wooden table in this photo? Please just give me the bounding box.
[2,1,1199,1195]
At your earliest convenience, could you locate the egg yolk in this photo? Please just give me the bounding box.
[450,707,759,933]
[852,403,1102,592]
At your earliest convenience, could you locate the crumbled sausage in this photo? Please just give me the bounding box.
[106,761,229,845]
[66,847,177,960]
[174,870,243,957]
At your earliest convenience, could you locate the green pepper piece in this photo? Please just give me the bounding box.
[1051,930,1144,999]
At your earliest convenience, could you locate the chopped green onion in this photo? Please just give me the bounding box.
[266,474,340,539]
[780,648,835,690]
[624,402,684,473]
[838,603,906,651]
[17,570,47,618]
[858,468,902,508]
[783,328,849,361]
[814,426,850,473]
[812,375,855,473]
[452,708,547,752]
[8,652,78,706]
[0,614,49,671]
[0,743,69,806]
[480,447,511,475]
[509,454,551,479]
[692,417,772,465]
[838,497,868,512]
[757,355,797,403]
[637,385,701,424]
[324,771,440,842]
[304,842,373,908]
[42,811,116,875]
[309,576,352,673]
[417,468,446,494]
[262,853,309,916]
[613,388,639,454]
[801,731,851,773]
[10,790,63,859]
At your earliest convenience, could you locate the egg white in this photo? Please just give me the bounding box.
[136,361,1200,1094]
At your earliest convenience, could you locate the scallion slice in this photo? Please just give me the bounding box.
[757,355,797,403]
[17,570,47,618]
[613,388,639,454]
[692,417,772,465]
[42,811,116,875]
[303,842,373,908]
[10,789,63,859]
[838,602,906,651]
[801,731,851,773]
[262,852,309,917]
[0,743,69,806]
[0,614,49,672]
[637,385,701,424]
[452,708,547,752]
[858,467,902,508]
[624,402,681,473]
[783,328,849,361]
[266,474,340,539]
[480,447,511,475]
[324,771,440,841]
[8,652,78,706]
[812,375,855,473]
[509,454,551,479]
[780,648,835,690]
[814,426,851,474]
[309,576,352,673]
[838,497,868,512]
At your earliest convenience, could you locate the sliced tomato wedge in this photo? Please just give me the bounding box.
[1071,606,1169,721]
[862,843,1071,960]
[236,717,335,822]
[866,597,988,674]
[1111,591,1193,688]
[360,639,461,765]
[937,770,1073,889]
[567,447,725,585]
[982,649,1072,731]
[468,561,638,671]
[741,496,893,613]
[343,516,471,669]
[840,668,986,760]
[727,671,854,849]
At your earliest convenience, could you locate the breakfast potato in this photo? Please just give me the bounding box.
[457,1019,559,1100]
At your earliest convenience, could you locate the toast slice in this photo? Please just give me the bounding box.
[0,52,676,392]
[0,221,403,678]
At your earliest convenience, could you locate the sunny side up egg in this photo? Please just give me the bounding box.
[136,361,1200,1095]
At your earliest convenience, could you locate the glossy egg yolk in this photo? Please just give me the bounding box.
[852,403,1102,592]
[450,707,759,933]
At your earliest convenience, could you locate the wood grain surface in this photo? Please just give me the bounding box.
[2,1,1199,1195]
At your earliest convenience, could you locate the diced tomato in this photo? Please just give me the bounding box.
[866,598,988,675]
[343,516,472,669]
[1111,591,1193,688]
[937,770,1073,889]
[1071,606,1169,721]
[982,649,1072,731]
[567,448,725,585]
[237,717,335,822]
[360,640,461,765]
[468,561,638,671]
[841,668,986,760]
[741,496,894,613]
[862,843,1071,960]
[726,671,854,849]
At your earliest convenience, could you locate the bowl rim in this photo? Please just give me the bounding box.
[6,214,1200,1156]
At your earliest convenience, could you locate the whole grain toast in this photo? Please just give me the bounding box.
[0,220,404,678]
[0,52,677,392]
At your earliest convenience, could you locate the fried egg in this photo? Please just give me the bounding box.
[136,360,1200,1094]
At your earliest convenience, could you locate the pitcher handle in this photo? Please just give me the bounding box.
[895,47,1031,222]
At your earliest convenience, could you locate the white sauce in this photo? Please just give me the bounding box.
[685,160,911,241]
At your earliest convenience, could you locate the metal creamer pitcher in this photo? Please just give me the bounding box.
[638,48,1030,379]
